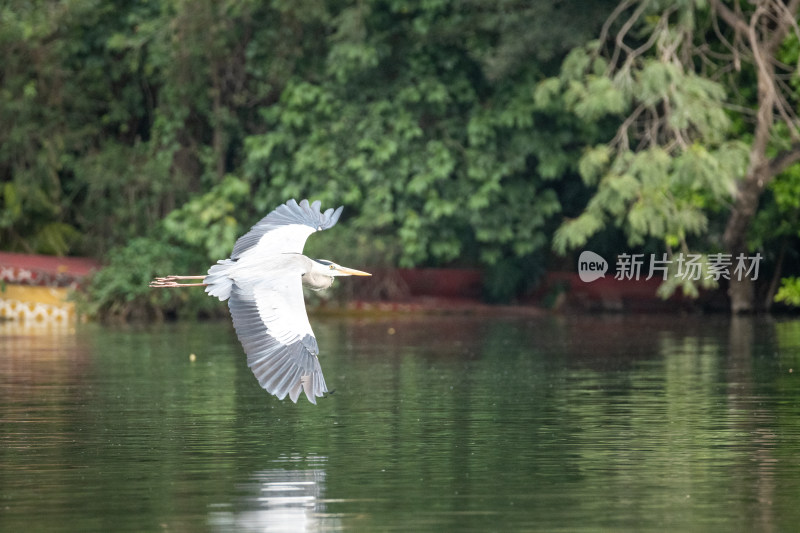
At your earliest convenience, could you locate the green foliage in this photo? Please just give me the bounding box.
[654,254,719,300]
[3,0,625,310]
[79,237,220,321]
[751,164,800,250]
[162,176,251,260]
[751,164,800,307]
[241,3,606,278]
[0,181,80,254]
[0,0,164,254]
[0,0,307,257]
[541,1,783,302]
[70,141,178,255]
[775,277,800,307]
[553,141,748,255]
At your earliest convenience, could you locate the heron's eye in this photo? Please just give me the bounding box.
[329,265,335,269]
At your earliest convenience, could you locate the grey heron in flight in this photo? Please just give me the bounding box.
[150,199,371,404]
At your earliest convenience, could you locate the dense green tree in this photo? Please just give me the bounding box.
[10,1,741,312]
[756,166,800,309]
[0,0,319,256]
[0,0,620,308]
[232,0,618,300]
[1,0,177,254]
[543,0,800,312]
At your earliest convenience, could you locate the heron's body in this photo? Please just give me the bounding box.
[150,199,370,404]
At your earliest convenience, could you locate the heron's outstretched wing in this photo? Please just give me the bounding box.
[231,199,343,259]
[228,274,327,404]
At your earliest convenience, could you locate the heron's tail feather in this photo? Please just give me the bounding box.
[204,259,235,301]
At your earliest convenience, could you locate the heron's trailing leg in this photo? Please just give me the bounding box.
[149,275,207,288]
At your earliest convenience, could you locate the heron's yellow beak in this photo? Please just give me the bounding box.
[335,266,372,276]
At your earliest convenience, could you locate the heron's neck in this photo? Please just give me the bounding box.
[302,272,334,291]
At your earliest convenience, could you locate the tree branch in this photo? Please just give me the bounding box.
[766,0,800,52]
[609,0,649,71]
[709,0,749,35]
[598,0,637,53]
[768,143,800,176]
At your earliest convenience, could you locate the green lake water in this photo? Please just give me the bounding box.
[2,313,800,532]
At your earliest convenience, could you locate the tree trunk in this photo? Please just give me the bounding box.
[727,275,755,314]
[710,0,800,313]
[764,239,787,311]
[723,167,767,313]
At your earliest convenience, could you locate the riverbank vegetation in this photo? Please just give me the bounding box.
[3,0,800,315]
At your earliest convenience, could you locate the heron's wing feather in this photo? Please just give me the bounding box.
[228,275,327,404]
[232,199,343,259]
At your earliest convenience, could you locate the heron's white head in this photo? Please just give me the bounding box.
[313,259,372,277]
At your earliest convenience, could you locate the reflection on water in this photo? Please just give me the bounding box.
[210,455,339,532]
[2,314,800,532]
